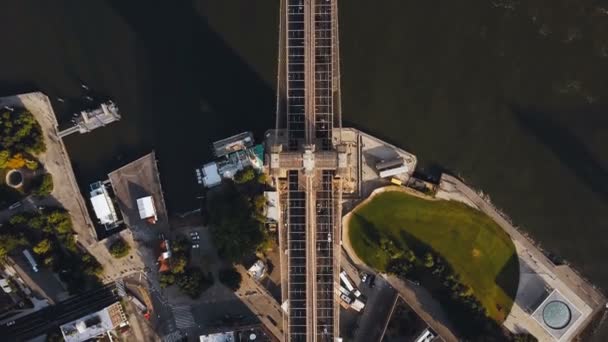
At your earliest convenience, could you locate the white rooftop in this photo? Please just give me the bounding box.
[202,162,222,188]
[248,260,266,281]
[199,331,235,342]
[90,193,118,225]
[264,191,279,222]
[137,196,156,220]
[60,305,115,342]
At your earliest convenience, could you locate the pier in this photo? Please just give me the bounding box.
[58,100,121,138]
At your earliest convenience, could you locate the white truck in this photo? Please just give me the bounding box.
[340,271,361,297]
[351,298,366,312]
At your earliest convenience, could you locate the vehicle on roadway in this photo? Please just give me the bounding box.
[192,244,199,249]
[22,249,38,273]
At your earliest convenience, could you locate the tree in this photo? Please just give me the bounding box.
[233,167,256,184]
[219,266,242,291]
[257,172,268,184]
[207,183,264,262]
[33,174,53,197]
[25,159,38,170]
[177,267,213,298]
[0,234,27,260]
[47,210,72,234]
[0,109,45,155]
[423,252,435,268]
[82,253,103,276]
[4,153,25,169]
[109,238,130,258]
[171,254,188,274]
[160,273,176,288]
[33,239,52,255]
[0,150,9,168]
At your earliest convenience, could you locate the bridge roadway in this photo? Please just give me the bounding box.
[273,0,342,341]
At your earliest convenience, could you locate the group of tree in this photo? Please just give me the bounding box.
[159,237,213,298]
[32,173,53,197]
[0,152,39,170]
[0,108,53,204]
[206,167,273,263]
[109,238,131,258]
[0,109,46,156]
[1,209,103,293]
[380,234,509,341]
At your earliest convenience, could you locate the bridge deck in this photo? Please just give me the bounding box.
[277,1,342,341]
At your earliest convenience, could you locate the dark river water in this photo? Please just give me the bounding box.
[1,0,607,338]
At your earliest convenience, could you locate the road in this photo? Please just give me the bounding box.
[340,249,397,342]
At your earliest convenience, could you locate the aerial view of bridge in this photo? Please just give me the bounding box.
[268,0,347,341]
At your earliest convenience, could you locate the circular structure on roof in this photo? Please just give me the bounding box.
[543,300,571,329]
[5,169,24,188]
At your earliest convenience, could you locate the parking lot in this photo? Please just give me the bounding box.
[338,253,398,342]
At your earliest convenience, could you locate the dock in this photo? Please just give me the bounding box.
[58,100,121,138]
[107,151,169,231]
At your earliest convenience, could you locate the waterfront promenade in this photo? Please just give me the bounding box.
[437,174,606,340]
[0,92,97,244]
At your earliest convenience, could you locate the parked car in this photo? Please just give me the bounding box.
[368,274,376,288]
[360,272,368,283]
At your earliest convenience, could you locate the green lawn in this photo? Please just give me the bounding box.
[348,190,519,322]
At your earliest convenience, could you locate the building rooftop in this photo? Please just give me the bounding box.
[213,131,254,157]
[89,181,120,229]
[60,302,126,342]
[136,196,157,222]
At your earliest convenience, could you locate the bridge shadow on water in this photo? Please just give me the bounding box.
[80,1,278,211]
[511,105,608,203]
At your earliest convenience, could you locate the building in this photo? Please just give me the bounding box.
[158,240,172,273]
[199,325,271,342]
[136,196,157,224]
[196,132,264,188]
[59,302,127,342]
[247,260,266,281]
[213,131,254,158]
[89,181,121,230]
[530,289,584,340]
[263,191,279,231]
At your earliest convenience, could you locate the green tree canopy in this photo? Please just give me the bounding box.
[0,234,27,260]
[109,238,130,258]
[207,182,264,262]
[0,109,46,155]
[33,239,52,255]
[177,267,213,299]
[33,174,53,197]
[233,167,256,184]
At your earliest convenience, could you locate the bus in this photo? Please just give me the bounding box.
[390,177,403,186]
[22,250,38,273]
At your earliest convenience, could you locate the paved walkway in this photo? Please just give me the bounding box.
[0,93,97,244]
[341,188,459,342]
